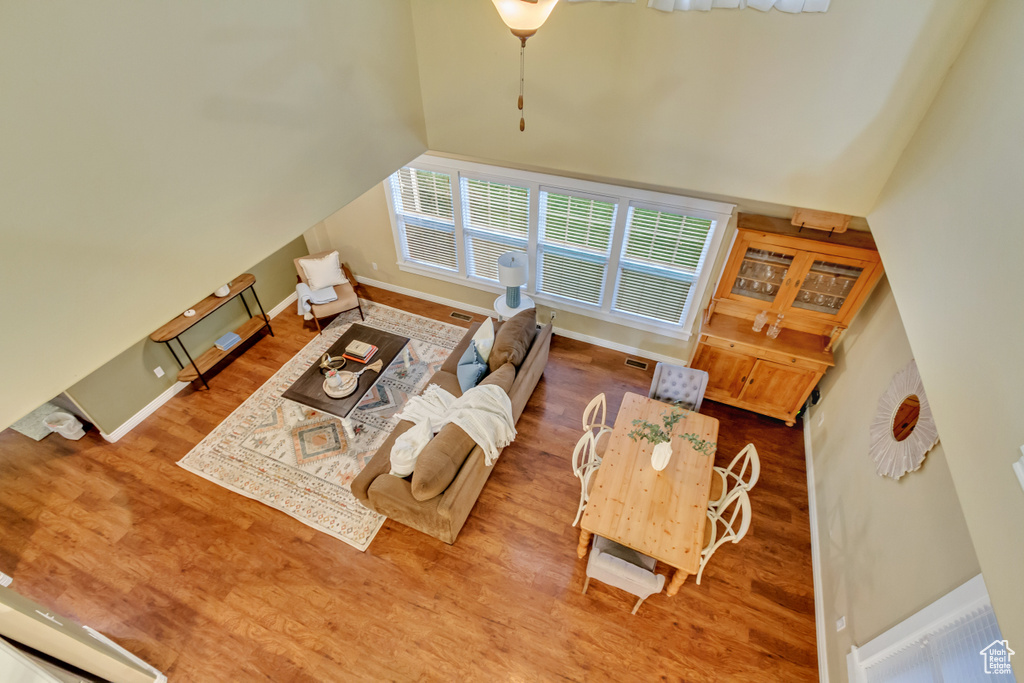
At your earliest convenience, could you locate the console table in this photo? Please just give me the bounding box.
[150,273,273,389]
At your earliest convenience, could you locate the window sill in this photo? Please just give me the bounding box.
[397,261,692,341]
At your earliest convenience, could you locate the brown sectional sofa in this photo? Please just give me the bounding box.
[351,310,553,544]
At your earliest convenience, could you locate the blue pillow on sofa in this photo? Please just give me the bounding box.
[456,341,488,392]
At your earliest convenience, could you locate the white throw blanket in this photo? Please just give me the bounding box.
[296,283,338,320]
[393,384,516,467]
[389,420,433,477]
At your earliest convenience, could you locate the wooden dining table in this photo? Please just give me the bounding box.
[577,392,720,596]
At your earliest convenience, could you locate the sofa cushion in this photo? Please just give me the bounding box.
[456,341,488,392]
[410,423,477,501]
[430,370,463,399]
[472,318,495,362]
[440,322,482,375]
[489,308,537,372]
[409,363,516,502]
[480,361,515,393]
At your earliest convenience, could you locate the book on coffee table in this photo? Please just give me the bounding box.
[343,342,377,363]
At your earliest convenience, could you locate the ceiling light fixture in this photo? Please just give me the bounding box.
[491,0,560,132]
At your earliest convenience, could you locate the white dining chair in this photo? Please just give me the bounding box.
[572,430,604,527]
[697,487,752,585]
[583,535,666,615]
[582,392,614,458]
[582,392,611,433]
[709,443,760,509]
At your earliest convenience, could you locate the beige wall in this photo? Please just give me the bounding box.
[0,1,427,430]
[410,0,984,217]
[866,0,1024,656]
[65,236,308,434]
[807,279,979,681]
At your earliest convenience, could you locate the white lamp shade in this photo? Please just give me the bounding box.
[497,251,529,287]
[491,0,560,33]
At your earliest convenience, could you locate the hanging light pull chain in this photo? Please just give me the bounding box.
[518,38,526,132]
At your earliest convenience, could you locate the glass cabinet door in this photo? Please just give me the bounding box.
[730,247,795,305]
[790,258,865,315]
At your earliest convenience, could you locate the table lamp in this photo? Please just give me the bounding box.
[497,251,528,309]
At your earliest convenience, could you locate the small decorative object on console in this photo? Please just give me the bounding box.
[766,313,784,339]
[214,283,232,297]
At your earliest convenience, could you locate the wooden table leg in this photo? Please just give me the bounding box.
[576,529,592,559]
[666,569,690,596]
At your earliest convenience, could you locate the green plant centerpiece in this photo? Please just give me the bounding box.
[627,407,716,470]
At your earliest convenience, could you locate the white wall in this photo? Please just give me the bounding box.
[410,0,985,217]
[807,279,980,682]
[0,1,426,429]
[867,0,1024,659]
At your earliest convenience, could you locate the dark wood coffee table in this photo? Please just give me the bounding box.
[281,324,410,418]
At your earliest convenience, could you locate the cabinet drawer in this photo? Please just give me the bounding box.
[759,347,827,372]
[700,334,762,359]
[701,334,825,372]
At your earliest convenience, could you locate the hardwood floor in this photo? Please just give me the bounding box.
[0,286,817,682]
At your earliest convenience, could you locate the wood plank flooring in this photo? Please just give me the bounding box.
[0,286,817,682]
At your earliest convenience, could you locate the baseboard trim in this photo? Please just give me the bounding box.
[100,381,189,443]
[356,276,494,318]
[268,291,298,319]
[356,276,690,367]
[804,407,829,683]
[100,290,298,444]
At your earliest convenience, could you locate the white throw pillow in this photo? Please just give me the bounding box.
[472,318,495,362]
[299,251,347,291]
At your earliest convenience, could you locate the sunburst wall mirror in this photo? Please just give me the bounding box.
[869,359,939,479]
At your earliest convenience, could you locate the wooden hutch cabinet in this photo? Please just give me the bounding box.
[689,213,883,426]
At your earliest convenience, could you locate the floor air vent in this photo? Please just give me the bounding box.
[449,311,473,322]
[624,358,649,370]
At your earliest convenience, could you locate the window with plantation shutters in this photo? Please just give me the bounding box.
[461,177,529,282]
[388,168,457,271]
[613,206,715,324]
[537,190,616,306]
[386,155,734,338]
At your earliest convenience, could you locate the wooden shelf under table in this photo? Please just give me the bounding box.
[176,316,268,382]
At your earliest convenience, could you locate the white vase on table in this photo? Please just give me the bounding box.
[651,441,673,471]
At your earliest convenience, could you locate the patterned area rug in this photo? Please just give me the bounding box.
[177,301,466,551]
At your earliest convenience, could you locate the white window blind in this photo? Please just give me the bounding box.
[537,190,616,306]
[849,575,1017,683]
[613,206,716,324]
[386,155,735,338]
[389,168,458,271]
[461,177,529,282]
[864,606,1011,682]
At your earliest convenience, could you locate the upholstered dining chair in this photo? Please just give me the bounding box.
[648,363,710,412]
[294,251,363,334]
[583,535,666,614]
[572,430,604,527]
[697,487,752,585]
[709,443,760,509]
